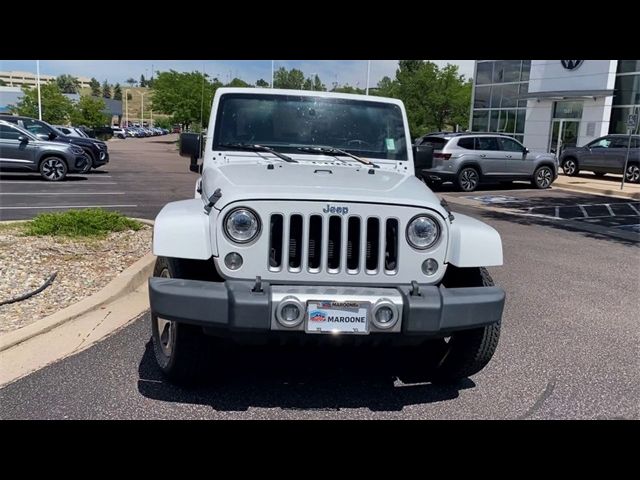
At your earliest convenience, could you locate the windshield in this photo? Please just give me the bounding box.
[213,93,408,160]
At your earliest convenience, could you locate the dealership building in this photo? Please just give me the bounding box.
[469,60,640,152]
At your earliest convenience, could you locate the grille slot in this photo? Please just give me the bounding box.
[308,215,322,271]
[327,216,342,272]
[269,214,283,270]
[366,218,380,273]
[384,218,398,273]
[346,217,361,272]
[288,215,303,270]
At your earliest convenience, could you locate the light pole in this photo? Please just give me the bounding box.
[124,89,130,127]
[139,91,147,127]
[36,60,42,120]
[271,60,274,88]
[366,60,371,95]
[310,72,317,91]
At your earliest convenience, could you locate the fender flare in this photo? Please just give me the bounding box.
[456,161,484,177]
[446,212,503,267]
[153,199,215,260]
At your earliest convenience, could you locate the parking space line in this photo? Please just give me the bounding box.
[578,205,589,217]
[629,204,640,215]
[0,204,137,210]
[1,192,125,195]
[555,206,559,218]
[0,181,118,185]
[605,204,615,216]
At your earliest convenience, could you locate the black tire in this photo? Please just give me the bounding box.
[82,148,97,169]
[456,166,480,192]
[532,165,554,189]
[39,156,68,181]
[562,157,579,176]
[593,172,606,178]
[79,156,92,174]
[429,266,501,384]
[151,256,220,385]
[625,164,640,183]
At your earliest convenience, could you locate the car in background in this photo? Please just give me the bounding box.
[414,132,558,192]
[112,127,126,139]
[0,120,90,181]
[0,115,109,170]
[54,125,90,139]
[559,134,640,183]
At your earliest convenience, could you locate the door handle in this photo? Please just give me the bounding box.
[506,155,512,158]
[480,154,486,158]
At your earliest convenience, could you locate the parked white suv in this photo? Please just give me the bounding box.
[148,88,506,384]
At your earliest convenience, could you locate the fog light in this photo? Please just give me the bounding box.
[422,258,438,276]
[275,297,304,328]
[371,299,398,330]
[224,252,243,270]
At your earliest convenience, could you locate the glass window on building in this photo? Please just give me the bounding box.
[617,60,640,73]
[476,62,493,85]
[613,74,640,105]
[553,101,583,119]
[472,110,489,131]
[609,107,640,134]
[516,109,526,134]
[491,83,518,108]
[492,60,521,83]
[491,109,517,134]
[521,61,531,82]
[474,86,491,108]
[518,82,529,108]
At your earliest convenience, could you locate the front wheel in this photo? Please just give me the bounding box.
[625,164,640,183]
[532,165,554,189]
[39,157,68,181]
[562,158,579,176]
[151,256,219,385]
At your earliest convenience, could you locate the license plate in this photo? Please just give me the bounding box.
[306,300,369,334]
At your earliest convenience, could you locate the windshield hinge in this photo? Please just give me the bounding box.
[440,198,455,222]
[204,188,222,214]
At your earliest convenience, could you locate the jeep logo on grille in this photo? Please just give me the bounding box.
[323,204,349,215]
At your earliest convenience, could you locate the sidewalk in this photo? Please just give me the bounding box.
[553,173,640,200]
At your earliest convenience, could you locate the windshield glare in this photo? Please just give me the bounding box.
[213,93,408,161]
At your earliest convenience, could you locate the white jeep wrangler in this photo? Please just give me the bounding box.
[149,88,505,384]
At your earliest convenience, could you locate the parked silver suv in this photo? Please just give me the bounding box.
[415,132,558,192]
[0,120,90,181]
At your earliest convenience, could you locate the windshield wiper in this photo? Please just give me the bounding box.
[219,143,297,163]
[296,146,379,168]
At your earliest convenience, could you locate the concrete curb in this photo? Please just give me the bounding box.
[0,218,155,353]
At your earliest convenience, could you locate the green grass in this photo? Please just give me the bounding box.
[24,209,142,238]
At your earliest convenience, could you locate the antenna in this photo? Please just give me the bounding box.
[200,62,205,131]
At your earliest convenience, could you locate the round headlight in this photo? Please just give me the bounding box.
[224,208,261,244]
[406,215,440,250]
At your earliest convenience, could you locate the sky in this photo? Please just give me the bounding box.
[0,60,475,87]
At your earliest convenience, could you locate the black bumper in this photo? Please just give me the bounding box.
[149,278,505,336]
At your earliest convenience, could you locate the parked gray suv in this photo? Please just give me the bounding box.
[415,132,558,192]
[559,134,640,183]
[0,120,90,181]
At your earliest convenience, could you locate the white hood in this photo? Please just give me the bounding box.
[201,161,447,217]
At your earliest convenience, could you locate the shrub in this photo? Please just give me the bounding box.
[25,209,142,237]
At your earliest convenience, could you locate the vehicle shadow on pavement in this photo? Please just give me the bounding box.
[429,181,536,193]
[0,174,91,182]
[136,340,475,412]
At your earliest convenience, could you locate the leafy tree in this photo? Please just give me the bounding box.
[126,77,137,87]
[89,77,101,96]
[56,74,80,94]
[0,79,6,86]
[273,67,305,89]
[226,78,251,88]
[102,81,111,98]
[146,77,154,88]
[69,95,108,128]
[113,83,123,101]
[312,74,326,91]
[256,78,269,88]
[151,70,220,130]
[331,84,364,94]
[11,83,73,124]
[140,74,146,87]
[152,117,173,129]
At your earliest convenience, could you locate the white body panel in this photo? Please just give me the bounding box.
[153,88,504,276]
[153,199,214,260]
[446,213,503,267]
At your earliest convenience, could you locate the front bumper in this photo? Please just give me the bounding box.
[148,278,505,337]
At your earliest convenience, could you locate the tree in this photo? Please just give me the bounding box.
[151,70,220,130]
[256,78,269,88]
[56,74,80,94]
[69,95,108,128]
[11,83,73,124]
[89,77,101,96]
[226,78,251,88]
[113,83,123,101]
[332,84,365,94]
[0,79,6,86]
[373,61,472,137]
[312,74,326,92]
[140,74,146,87]
[126,77,137,87]
[273,67,305,90]
[102,81,111,99]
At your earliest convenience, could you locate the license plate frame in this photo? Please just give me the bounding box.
[305,300,370,335]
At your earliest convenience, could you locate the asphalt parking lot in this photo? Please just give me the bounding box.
[0,134,193,221]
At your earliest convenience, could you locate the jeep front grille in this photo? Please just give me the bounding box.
[268,213,399,275]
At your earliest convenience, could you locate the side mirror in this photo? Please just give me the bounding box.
[17,135,29,143]
[524,148,530,155]
[180,132,203,173]
[412,144,433,174]
[48,131,57,140]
